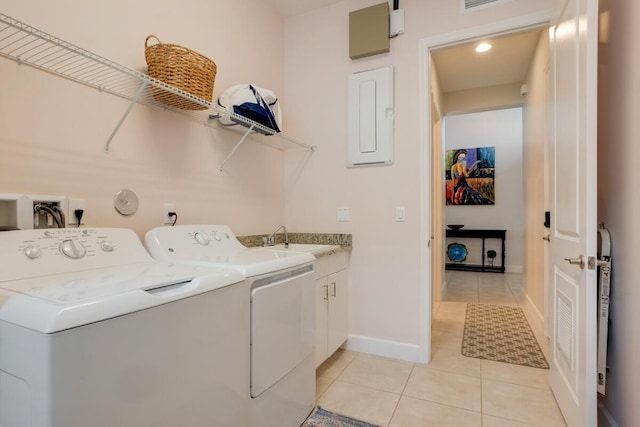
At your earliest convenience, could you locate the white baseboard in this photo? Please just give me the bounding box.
[505,265,523,273]
[598,401,620,427]
[524,291,544,330]
[344,334,422,363]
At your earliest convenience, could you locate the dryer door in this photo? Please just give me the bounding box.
[250,264,315,398]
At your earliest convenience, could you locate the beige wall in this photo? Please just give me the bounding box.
[522,30,550,323]
[431,60,445,305]
[0,0,564,363]
[443,83,524,115]
[444,108,524,270]
[431,110,444,304]
[430,61,444,116]
[0,0,288,237]
[283,0,560,357]
[597,0,640,425]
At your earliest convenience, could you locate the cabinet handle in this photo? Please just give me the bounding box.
[331,281,337,297]
[323,284,329,301]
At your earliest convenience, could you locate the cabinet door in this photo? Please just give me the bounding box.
[315,276,329,368]
[327,269,348,356]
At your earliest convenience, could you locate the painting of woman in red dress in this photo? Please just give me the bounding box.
[445,147,495,205]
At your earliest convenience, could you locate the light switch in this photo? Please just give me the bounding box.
[337,208,350,222]
[396,206,405,222]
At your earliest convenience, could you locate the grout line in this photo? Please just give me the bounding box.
[436,273,558,426]
[386,363,416,427]
[314,375,336,401]
[479,358,485,426]
[322,376,403,425]
[398,394,483,417]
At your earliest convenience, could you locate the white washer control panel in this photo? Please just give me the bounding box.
[194,231,210,246]
[59,238,87,259]
[158,227,236,252]
[190,229,231,246]
[0,228,152,283]
[145,224,316,278]
[145,225,242,259]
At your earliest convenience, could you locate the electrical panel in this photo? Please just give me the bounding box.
[347,66,394,167]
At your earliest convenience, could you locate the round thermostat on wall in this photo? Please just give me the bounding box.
[113,189,139,216]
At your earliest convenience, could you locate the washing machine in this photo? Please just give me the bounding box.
[0,227,250,427]
[144,225,316,427]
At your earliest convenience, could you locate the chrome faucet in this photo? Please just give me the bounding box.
[262,225,289,248]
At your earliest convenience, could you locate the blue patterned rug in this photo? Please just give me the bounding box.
[302,407,380,427]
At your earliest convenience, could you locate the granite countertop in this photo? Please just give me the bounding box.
[237,232,352,258]
[306,244,343,258]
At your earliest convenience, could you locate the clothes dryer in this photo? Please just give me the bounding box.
[145,225,316,427]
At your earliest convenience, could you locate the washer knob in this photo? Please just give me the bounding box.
[24,245,41,259]
[213,231,222,242]
[100,241,115,252]
[59,239,87,259]
[194,232,210,246]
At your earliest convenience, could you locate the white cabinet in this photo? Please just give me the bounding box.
[315,251,349,368]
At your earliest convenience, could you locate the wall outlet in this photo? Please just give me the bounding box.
[30,195,68,229]
[163,203,176,224]
[337,207,350,222]
[68,198,86,226]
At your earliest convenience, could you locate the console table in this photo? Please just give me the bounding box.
[445,229,506,273]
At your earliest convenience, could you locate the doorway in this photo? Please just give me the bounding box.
[421,16,550,361]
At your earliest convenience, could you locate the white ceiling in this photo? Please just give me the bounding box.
[262,0,543,94]
[430,29,543,93]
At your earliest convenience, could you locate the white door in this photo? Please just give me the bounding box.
[549,0,598,425]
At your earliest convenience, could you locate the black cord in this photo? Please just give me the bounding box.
[74,209,84,228]
[51,205,66,228]
[168,211,177,226]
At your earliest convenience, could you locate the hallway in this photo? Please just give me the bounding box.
[314,272,566,426]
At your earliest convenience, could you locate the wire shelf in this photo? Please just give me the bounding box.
[0,13,315,167]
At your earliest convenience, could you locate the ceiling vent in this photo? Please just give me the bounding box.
[461,0,513,13]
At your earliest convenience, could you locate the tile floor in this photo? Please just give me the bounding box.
[314,271,567,427]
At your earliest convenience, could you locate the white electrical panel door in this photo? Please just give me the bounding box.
[347,66,394,167]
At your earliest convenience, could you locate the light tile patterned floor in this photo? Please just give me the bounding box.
[315,271,566,427]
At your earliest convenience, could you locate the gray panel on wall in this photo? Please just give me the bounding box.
[349,3,389,60]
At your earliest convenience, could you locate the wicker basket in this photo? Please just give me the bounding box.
[144,35,217,110]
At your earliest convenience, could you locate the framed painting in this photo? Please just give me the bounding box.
[445,146,495,205]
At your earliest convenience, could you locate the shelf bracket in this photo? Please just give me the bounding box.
[1,14,316,157]
[219,124,255,172]
[104,81,149,152]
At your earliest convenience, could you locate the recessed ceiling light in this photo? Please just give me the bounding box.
[475,43,492,53]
